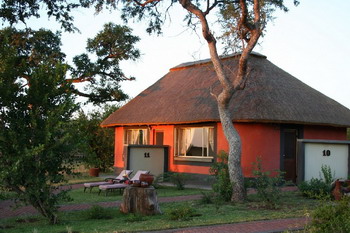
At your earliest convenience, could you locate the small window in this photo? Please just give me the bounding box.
[175,127,214,157]
[124,129,148,145]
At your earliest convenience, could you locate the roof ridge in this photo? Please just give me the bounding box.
[170,52,266,71]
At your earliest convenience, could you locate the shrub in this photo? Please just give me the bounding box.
[199,191,214,204]
[320,164,334,185]
[306,197,350,232]
[298,178,331,199]
[165,172,189,190]
[250,157,284,209]
[85,205,113,219]
[209,151,233,202]
[298,165,334,199]
[168,205,197,221]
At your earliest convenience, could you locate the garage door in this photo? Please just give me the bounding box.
[127,146,168,176]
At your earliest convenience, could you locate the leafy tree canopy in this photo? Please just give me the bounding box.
[83,0,298,50]
[0,23,140,105]
[0,23,139,223]
[70,22,140,104]
[0,0,80,32]
[74,104,119,171]
[0,34,78,223]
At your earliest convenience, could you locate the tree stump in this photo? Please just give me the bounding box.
[120,186,162,215]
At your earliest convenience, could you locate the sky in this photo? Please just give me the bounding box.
[10,0,350,110]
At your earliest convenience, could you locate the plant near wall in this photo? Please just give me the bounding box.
[250,157,284,209]
[320,164,334,185]
[209,151,233,202]
[298,165,334,200]
[164,172,190,190]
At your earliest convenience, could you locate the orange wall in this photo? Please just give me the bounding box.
[217,123,281,177]
[150,125,174,172]
[113,123,281,176]
[113,124,347,176]
[114,127,125,169]
[304,125,347,140]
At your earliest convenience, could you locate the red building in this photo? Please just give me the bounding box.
[102,53,350,183]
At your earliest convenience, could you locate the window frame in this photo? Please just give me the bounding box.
[124,128,149,145]
[174,125,215,162]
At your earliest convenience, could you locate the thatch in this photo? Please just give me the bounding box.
[102,53,350,127]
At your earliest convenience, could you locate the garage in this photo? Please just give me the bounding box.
[126,145,169,176]
[297,139,350,183]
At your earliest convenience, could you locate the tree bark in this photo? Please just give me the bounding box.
[217,101,246,201]
[120,186,162,215]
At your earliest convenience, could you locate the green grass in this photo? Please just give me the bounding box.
[63,172,115,185]
[0,191,319,233]
[64,186,208,205]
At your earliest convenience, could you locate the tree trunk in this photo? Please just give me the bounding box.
[218,101,246,202]
[120,186,162,215]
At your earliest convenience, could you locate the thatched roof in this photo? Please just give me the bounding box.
[102,53,350,127]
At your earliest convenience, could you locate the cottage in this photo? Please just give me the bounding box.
[101,53,350,183]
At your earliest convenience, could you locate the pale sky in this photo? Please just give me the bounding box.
[10,0,350,110]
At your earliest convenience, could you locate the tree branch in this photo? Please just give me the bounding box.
[133,0,161,7]
[234,0,262,90]
[66,76,94,83]
[180,0,233,103]
[239,0,254,31]
[204,0,221,15]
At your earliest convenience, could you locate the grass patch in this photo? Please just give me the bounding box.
[0,191,319,233]
[64,185,207,205]
[0,173,114,200]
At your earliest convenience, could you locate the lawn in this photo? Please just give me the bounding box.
[0,190,319,233]
[64,186,208,205]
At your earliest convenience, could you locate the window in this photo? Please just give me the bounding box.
[124,129,148,145]
[175,127,214,157]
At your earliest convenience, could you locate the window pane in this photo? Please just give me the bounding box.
[175,127,214,157]
[125,129,148,145]
[208,127,214,156]
[179,129,191,155]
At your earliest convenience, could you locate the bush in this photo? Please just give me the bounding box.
[306,197,350,232]
[298,165,334,199]
[320,164,334,185]
[298,178,331,199]
[209,151,232,202]
[85,205,113,219]
[199,191,214,204]
[168,205,197,221]
[164,172,189,190]
[250,157,284,209]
